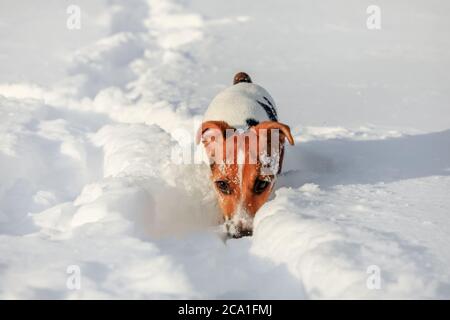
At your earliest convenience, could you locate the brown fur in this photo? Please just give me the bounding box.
[198,120,294,236]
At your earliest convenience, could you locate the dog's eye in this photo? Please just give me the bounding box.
[215,180,232,195]
[254,179,270,194]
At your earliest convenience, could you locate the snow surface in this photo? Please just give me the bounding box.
[0,0,450,299]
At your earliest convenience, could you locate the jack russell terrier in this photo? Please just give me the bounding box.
[197,72,294,238]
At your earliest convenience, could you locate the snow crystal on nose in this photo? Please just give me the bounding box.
[223,203,254,238]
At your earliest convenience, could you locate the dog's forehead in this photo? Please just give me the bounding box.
[210,129,281,179]
[212,162,262,183]
[211,162,240,182]
[223,130,272,156]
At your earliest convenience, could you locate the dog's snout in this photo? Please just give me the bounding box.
[232,227,253,238]
[224,219,253,238]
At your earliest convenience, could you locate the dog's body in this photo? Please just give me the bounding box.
[204,75,278,129]
[198,73,294,238]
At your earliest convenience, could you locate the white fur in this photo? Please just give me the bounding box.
[203,82,277,128]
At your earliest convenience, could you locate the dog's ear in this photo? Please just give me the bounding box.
[253,121,294,175]
[253,121,295,146]
[196,121,234,161]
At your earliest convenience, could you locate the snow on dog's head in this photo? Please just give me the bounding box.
[197,120,294,238]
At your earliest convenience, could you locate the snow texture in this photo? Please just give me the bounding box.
[0,0,449,299]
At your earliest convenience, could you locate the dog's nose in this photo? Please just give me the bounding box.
[225,220,253,238]
[231,228,253,239]
[223,216,254,238]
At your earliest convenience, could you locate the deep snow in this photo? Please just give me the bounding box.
[0,0,449,299]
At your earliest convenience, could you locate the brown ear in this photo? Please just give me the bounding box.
[196,121,235,161]
[196,121,233,144]
[253,121,295,145]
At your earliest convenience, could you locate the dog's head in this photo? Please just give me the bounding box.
[197,120,294,238]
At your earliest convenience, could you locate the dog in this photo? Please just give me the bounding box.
[197,72,294,238]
